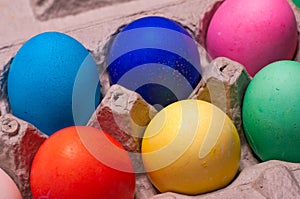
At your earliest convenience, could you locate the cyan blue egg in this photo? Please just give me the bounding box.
[8,32,101,135]
[108,16,201,109]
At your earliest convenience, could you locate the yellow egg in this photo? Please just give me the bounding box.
[141,100,240,195]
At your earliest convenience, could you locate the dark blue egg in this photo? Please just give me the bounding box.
[108,16,201,109]
[8,32,101,135]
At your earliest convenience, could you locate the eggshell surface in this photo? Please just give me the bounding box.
[8,32,101,135]
[142,100,240,195]
[30,126,135,199]
[206,0,298,76]
[242,60,300,162]
[293,0,300,8]
[108,16,201,109]
[0,168,22,199]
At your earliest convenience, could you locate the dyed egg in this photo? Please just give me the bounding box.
[293,0,300,8]
[30,126,135,199]
[142,100,240,195]
[108,16,201,109]
[0,168,22,199]
[8,32,101,135]
[206,0,298,76]
[243,61,300,162]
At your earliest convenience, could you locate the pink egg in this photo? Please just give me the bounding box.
[0,168,22,199]
[206,0,298,76]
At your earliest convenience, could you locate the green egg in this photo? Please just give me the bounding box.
[293,0,300,8]
[242,60,300,163]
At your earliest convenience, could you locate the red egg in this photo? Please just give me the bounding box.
[30,126,135,199]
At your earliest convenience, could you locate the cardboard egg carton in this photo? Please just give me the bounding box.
[0,0,300,198]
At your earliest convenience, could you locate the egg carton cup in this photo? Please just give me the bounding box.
[30,0,136,21]
[1,0,300,198]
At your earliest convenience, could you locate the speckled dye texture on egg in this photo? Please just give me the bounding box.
[8,32,101,135]
[206,0,298,76]
[108,16,201,109]
[243,60,300,163]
